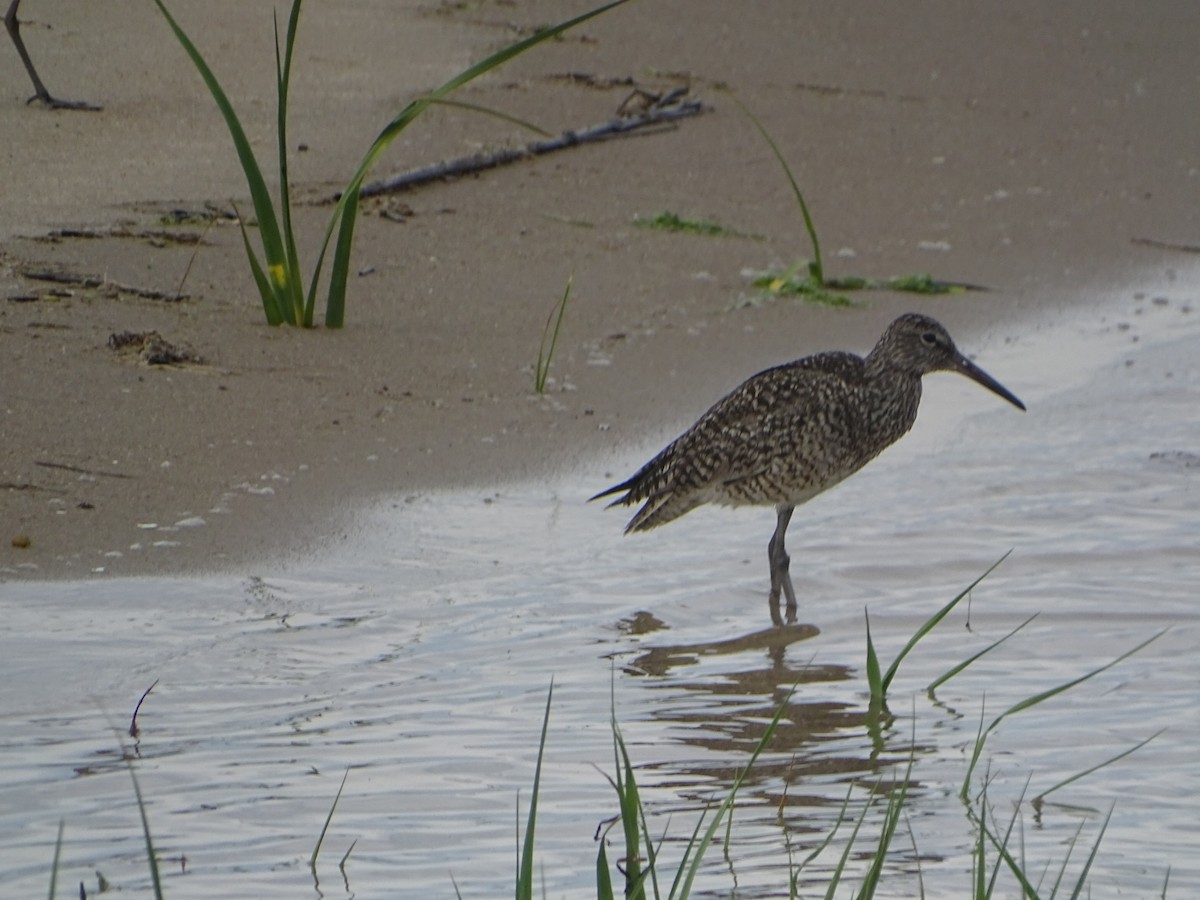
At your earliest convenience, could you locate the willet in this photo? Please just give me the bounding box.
[592,313,1025,612]
[5,0,100,109]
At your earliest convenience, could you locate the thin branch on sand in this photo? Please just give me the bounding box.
[348,89,708,201]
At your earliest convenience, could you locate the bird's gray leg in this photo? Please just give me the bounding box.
[5,0,100,110]
[767,504,797,611]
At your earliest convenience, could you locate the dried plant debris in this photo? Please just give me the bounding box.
[19,267,187,301]
[34,226,208,246]
[108,331,202,366]
[1149,450,1200,470]
[544,72,638,90]
[155,204,238,225]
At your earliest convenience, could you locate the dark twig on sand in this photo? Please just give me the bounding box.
[1132,236,1200,254]
[350,90,708,201]
[35,460,134,479]
[19,268,187,301]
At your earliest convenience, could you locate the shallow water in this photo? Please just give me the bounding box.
[2,277,1198,897]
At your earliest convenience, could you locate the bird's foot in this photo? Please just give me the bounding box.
[768,599,798,627]
[27,91,101,111]
[768,571,798,621]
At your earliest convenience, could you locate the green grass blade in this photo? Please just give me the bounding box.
[854,792,903,898]
[963,700,990,809]
[881,551,1012,695]
[982,777,1031,899]
[233,202,285,324]
[927,613,1039,694]
[352,0,631,190]
[856,706,918,899]
[1066,804,1114,900]
[517,683,554,900]
[724,90,825,285]
[972,801,986,899]
[865,608,883,699]
[973,803,1042,899]
[596,839,616,900]
[124,758,164,900]
[1035,729,1163,805]
[275,0,306,324]
[310,768,350,869]
[856,784,908,899]
[619,750,643,898]
[535,275,572,393]
[823,785,877,900]
[152,0,292,322]
[901,813,926,900]
[962,630,1166,799]
[323,197,358,328]
[1046,818,1086,898]
[665,809,708,900]
[987,628,1164,729]
[316,0,631,327]
[425,97,553,137]
[794,783,855,876]
[339,838,357,870]
[609,721,646,899]
[46,818,64,900]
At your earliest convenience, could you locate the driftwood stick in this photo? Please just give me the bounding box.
[34,460,134,479]
[353,95,709,201]
[1132,236,1200,254]
[19,268,186,301]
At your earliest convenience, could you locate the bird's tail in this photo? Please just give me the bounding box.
[588,477,635,504]
[621,492,702,533]
[590,469,702,533]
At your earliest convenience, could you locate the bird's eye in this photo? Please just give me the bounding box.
[920,331,938,346]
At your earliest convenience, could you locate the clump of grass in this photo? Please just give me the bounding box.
[749,268,980,306]
[959,774,1112,899]
[43,651,1169,898]
[788,732,918,899]
[534,275,572,394]
[509,679,793,899]
[748,261,861,308]
[593,686,795,899]
[151,0,630,328]
[725,89,983,306]
[40,560,1171,898]
[634,211,762,240]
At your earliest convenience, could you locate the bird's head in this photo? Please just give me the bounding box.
[872,313,1026,411]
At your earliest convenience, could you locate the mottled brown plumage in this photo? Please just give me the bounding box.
[592,313,1025,612]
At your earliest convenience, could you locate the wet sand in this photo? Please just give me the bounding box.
[2,0,1197,577]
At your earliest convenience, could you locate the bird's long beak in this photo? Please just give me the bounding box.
[952,354,1026,411]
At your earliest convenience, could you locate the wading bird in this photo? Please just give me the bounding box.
[593,313,1025,614]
